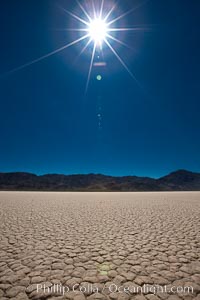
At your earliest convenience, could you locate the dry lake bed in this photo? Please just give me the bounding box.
[0,192,199,300]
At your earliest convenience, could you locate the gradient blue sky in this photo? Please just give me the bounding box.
[0,0,200,178]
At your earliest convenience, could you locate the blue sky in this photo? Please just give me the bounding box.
[0,0,200,178]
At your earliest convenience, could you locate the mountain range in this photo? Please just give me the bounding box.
[0,170,200,191]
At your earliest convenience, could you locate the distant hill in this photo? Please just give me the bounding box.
[0,170,200,191]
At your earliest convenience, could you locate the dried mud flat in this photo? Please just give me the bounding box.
[0,192,199,300]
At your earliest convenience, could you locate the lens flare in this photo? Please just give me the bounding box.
[96,75,102,80]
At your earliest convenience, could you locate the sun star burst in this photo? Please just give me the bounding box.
[2,0,149,91]
[60,0,148,92]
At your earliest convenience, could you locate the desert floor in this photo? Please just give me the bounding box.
[0,192,199,300]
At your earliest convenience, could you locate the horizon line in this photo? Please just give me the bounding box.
[0,168,199,180]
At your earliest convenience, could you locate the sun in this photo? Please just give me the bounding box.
[3,0,148,92]
[88,18,108,45]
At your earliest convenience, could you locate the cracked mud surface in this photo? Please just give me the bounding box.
[0,192,199,300]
